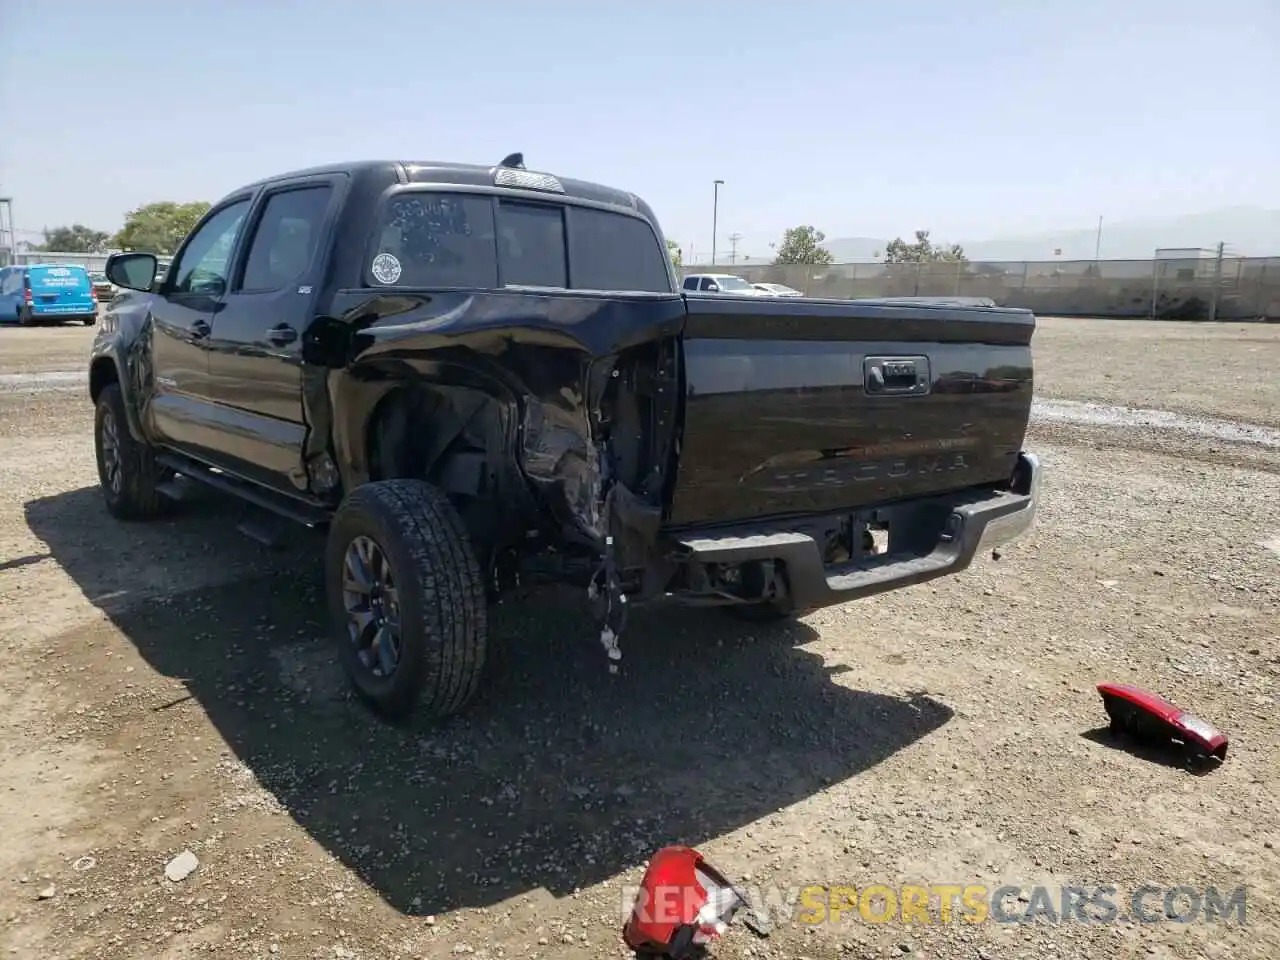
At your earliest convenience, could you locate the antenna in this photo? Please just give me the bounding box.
[499,152,525,169]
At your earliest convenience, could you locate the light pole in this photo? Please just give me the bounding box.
[711,179,724,267]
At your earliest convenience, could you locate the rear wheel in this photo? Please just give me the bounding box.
[326,479,488,722]
[83,314,97,326]
[93,382,170,520]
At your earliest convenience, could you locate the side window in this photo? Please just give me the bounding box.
[370,194,497,289]
[169,200,251,296]
[700,277,718,291]
[683,276,699,291]
[239,186,333,292]
[496,201,566,288]
[566,207,670,292]
[0,271,12,295]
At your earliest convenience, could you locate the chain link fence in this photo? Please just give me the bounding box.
[681,257,1280,320]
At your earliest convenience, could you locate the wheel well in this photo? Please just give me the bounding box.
[365,382,514,488]
[365,382,523,554]
[89,358,119,403]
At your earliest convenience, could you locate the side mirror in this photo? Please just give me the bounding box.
[106,252,158,292]
[705,283,720,292]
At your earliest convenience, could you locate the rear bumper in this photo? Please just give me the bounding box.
[21,306,97,322]
[671,451,1041,612]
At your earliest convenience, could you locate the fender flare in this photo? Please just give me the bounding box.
[88,349,147,443]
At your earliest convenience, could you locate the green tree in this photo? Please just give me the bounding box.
[37,224,111,253]
[113,201,211,255]
[773,225,834,265]
[666,239,682,268]
[882,230,967,264]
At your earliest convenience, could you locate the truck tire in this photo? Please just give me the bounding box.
[94,382,170,521]
[326,479,488,722]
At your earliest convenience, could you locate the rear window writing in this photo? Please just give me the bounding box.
[368,191,671,293]
[29,266,90,289]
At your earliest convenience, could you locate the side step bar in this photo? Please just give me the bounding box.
[155,453,332,528]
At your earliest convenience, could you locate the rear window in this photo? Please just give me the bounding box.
[28,265,90,291]
[368,191,671,293]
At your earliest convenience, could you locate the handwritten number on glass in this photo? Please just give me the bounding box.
[389,197,473,265]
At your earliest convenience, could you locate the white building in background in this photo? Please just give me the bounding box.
[1154,247,1218,260]
[11,250,120,272]
[1153,247,1225,282]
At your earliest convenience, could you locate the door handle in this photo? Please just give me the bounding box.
[266,324,298,346]
[191,318,211,339]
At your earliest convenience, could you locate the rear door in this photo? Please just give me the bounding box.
[668,295,1035,527]
[203,176,343,489]
[27,265,94,317]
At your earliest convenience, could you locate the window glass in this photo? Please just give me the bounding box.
[567,206,670,292]
[682,276,699,290]
[170,200,250,296]
[497,201,566,288]
[369,194,497,288]
[240,186,332,291]
[367,190,674,294]
[714,275,755,293]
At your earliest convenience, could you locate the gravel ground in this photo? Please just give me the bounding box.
[0,318,1277,959]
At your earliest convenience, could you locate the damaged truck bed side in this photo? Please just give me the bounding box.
[90,155,1040,721]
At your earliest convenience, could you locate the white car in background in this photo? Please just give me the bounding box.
[751,282,804,297]
[680,273,764,295]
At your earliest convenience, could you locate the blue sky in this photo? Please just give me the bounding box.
[2,0,1277,260]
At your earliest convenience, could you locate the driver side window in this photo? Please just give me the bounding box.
[169,200,250,296]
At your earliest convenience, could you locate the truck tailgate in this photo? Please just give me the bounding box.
[668,295,1034,527]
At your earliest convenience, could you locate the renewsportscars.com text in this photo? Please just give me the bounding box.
[622,883,1248,927]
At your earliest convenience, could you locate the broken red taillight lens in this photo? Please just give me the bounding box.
[623,845,747,959]
[1097,682,1228,763]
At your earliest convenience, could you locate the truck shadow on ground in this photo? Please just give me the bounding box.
[27,486,955,917]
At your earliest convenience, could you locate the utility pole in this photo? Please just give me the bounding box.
[1208,240,1225,323]
[1094,216,1103,262]
[728,232,742,265]
[0,195,13,266]
[711,180,724,266]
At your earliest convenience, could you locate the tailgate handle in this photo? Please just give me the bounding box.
[864,355,930,396]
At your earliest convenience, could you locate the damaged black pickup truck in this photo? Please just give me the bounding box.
[90,154,1040,721]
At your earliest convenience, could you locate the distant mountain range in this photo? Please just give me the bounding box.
[714,207,1279,265]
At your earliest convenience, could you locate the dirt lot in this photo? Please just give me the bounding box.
[1,318,1277,960]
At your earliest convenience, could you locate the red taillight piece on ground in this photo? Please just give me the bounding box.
[1097,682,1228,762]
[623,845,747,958]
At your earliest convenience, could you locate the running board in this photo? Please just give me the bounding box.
[155,453,332,528]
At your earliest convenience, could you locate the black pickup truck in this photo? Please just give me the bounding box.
[91,154,1041,721]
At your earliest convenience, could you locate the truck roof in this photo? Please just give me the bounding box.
[231,158,662,226]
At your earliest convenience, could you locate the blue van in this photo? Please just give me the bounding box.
[0,263,98,325]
